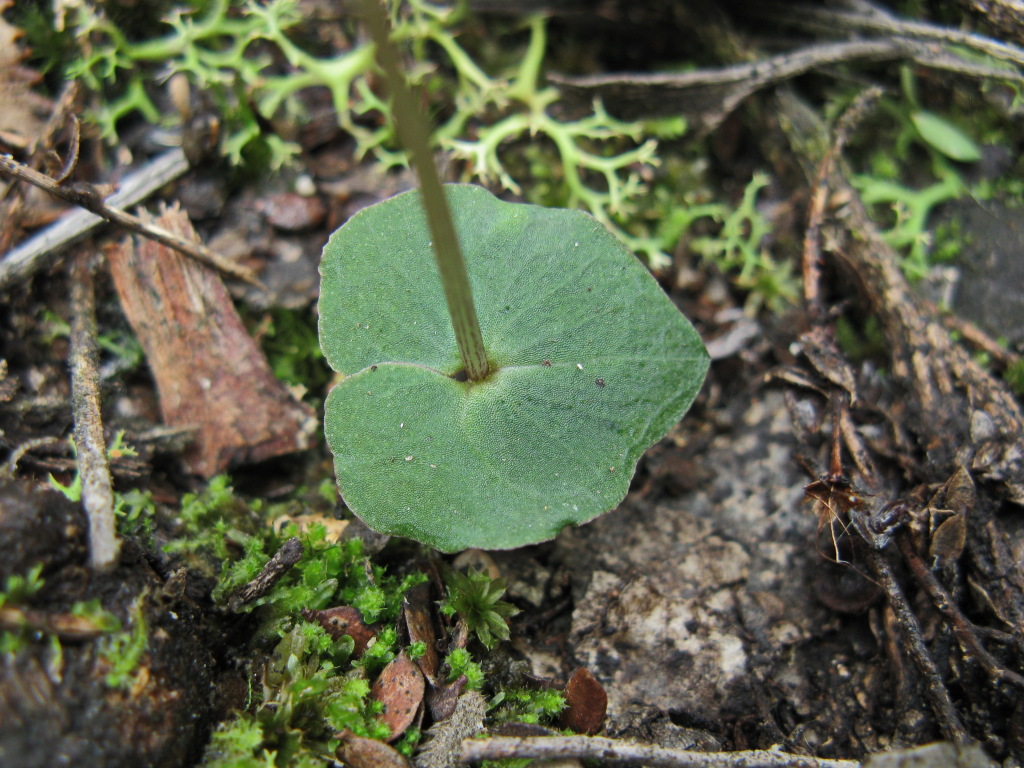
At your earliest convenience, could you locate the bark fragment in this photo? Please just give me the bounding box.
[106,204,316,476]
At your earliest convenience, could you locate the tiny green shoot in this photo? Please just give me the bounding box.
[441,570,520,649]
[445,647,484,690]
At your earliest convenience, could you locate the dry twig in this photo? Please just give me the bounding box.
[68,249,120,572]
[755,0,1024,71]
[896,532,1024,692]
[0,149,264,290]
[229,538,303,611]
[459,735,861,768]
[865,552,969,742]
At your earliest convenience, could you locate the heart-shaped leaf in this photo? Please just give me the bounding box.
[319,184,708,552]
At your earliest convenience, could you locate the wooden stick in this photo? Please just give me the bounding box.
[0,149,265,291]
[459,735,861,768]
[68,249,121,572]
[867,551,969,743]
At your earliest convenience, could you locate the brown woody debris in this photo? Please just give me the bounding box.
[106,203,316,476]
[0,0,52,149]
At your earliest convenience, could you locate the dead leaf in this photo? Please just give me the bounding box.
[301,605,378,657]
[929,514,966,568]
[939,466,975,518]
[558,667,607,735]
[799,327,859,403]
[426,674,466,723]
[336,730,411,768]
[273,512,349,542]
[371,650,425,742]
[401,581,441,683]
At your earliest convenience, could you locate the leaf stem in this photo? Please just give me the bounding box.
[360,0,490,381]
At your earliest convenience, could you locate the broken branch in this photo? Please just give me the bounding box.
[0,150,264,290]
[866,551,969,743]
[459,735,860,768]
[68,249,120,572]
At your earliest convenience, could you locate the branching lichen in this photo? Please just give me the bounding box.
[62,0,672,260]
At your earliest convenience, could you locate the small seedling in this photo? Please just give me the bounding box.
[319,185,709,552]
[319,3,707,552]
[441,570,519,649]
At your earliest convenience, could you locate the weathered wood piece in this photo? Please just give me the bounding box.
[69,249,120,571]
[107,204,316,477]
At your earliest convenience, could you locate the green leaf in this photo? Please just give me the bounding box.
[910,110,981,162]
[319,184,708,552]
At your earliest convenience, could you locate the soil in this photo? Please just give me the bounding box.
[2,2,1024,767]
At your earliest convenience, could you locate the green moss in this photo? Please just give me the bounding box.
[440,570,519,650]
[1005,358,1024,396]
[155,476,434,765]
[835,315,888,363]
[257,308,331,392]
[99,596,149,690]
[0,565,47,655]
[488,687,566,726]
[445,647,484,691]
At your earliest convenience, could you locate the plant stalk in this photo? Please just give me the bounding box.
[360,0,490,381]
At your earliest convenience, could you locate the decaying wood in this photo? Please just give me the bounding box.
[773,79,1024,747]
[68,248,120,572]
[866,551,969,743]
[896,531,1024,692]
[106,204,316,477]
[953,0,1024,46]
[553,0,1024,134]
[755,0,1024,72]
[774,85,1024,503]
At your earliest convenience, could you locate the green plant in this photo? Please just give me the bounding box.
[847,67,986,280]
[488,687,565,725]
[851,162,966,280]
[257,308,331,392]
[0,563,45,607]
[320,12,706,551]
[193,527,434,767]
[47,433,156,540]
[58,0,668,259]
[319,184,709,552]
[1005,358,1024,396]
[678,173,799,315]
[200,621,388,767]
[444,647,484,690]
[162,474,255,574]
[0,567,119,676]
[0,565,48,654]
[42,310,144,373]
[441,570,519,650]
[99,595,149,689]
